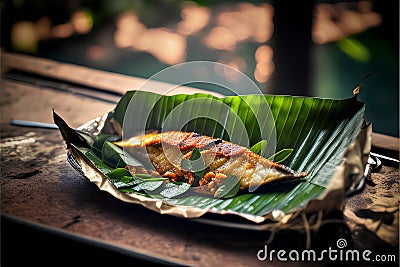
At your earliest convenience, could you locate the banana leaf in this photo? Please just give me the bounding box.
[55,89,371,227]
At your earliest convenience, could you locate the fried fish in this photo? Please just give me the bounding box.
[114,131,307,192]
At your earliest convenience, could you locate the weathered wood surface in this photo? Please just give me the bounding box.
[1,51,223,97]
[1,52,398,266]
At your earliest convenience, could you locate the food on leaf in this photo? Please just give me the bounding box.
[113,131,307,195]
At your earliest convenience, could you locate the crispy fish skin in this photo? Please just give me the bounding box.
[114,131,307,190]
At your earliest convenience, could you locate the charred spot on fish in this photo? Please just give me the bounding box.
[200,139,223,151]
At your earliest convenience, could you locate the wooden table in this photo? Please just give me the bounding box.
[1,51,398,266]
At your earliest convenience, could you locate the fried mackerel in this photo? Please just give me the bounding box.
[114,131,307,192]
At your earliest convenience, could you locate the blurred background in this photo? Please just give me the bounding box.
[1,0,398,137]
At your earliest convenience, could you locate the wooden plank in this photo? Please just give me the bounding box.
[372,132,399,152]
[1,51,222,97]
[0,80,116,127]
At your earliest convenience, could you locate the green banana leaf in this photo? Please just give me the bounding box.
[55,89,370,225]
